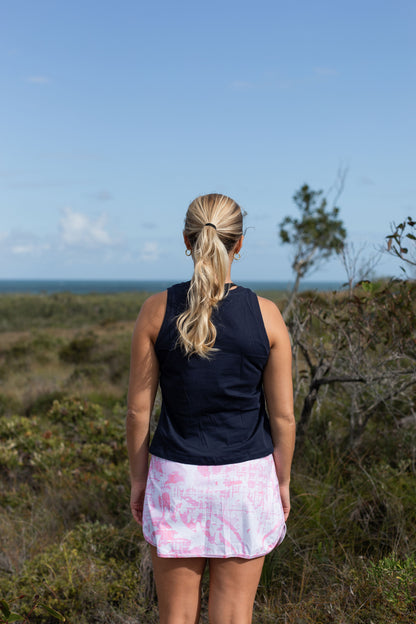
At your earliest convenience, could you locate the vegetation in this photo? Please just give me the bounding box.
[278,177,347,318]
[0,291,148,333]
[0,286,415,623]
[386,216,416,275]
[290,280,416,442]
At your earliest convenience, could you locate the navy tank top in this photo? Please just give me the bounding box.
[149,281,274,465]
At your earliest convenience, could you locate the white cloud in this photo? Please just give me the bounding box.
[27,75,50,84]
[139,242,160,262]
[11,244,33,254]
[0,230,51,256]
[59,207,114,248]
[11,243,50,255]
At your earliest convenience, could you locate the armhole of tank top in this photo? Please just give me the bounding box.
[153,288,171,350]
[251,291,272,353]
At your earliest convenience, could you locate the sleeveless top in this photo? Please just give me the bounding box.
[149,281,274,465]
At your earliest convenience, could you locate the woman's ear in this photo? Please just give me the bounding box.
[234,235,244,255]
[183,232,192,250]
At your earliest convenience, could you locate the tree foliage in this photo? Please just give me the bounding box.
[279,182,347,318]
[386,216,416,274]
[280,185,347,274]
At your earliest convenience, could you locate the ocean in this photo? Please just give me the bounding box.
[0,279,343,295]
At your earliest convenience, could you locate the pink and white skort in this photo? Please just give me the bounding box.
[142,453,286,559]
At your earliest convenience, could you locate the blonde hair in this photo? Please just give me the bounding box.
[176,193,244,358]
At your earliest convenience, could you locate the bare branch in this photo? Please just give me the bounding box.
[359,378,416,431]
[297,340,314,372]
[340,242,382,295]
[327,164,349,208]
[318,376,366,385]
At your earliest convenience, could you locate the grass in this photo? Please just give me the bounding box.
[0,290,415,623]
[0,292,148,332]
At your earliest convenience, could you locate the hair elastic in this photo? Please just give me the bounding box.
[204,222,217,230]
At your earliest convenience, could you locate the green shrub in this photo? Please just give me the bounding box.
[367,553,416,611]
[25,391,65,417]
[68,364,107,385]
[59,332,97,364]
[47,397,103,424]
[0,532,143,623]
[0,394,20,416]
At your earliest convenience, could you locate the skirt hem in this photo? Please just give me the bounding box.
[144,523,286,559]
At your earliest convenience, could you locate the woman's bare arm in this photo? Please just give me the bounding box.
[126,291,166,523]
[258,296,296,519]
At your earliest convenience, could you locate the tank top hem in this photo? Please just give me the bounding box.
[148,445,274,466]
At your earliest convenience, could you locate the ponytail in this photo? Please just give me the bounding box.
[177,194,244,358]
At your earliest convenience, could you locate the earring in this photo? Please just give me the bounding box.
[234,253,241,260]
[185,249,192,256]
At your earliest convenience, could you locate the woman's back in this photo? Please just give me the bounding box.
[149,281,274,465]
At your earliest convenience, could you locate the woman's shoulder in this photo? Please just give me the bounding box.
[256,295,283,318]
[256,296,289,348]
[136,290,168,343]
[140,290,168,313]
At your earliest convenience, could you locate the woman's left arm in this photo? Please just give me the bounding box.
[126,292,166,525]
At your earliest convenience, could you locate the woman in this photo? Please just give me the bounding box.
[126,193,295,624]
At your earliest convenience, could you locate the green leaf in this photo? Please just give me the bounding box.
[39,604,66,621]
[406,233,416,240]
[0,600,11,617]
[5,614,22,623]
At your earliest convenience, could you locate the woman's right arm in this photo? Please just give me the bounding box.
[126,291,166,524]
[258,297,296,521]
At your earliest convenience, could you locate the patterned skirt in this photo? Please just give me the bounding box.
[142,453,286,559]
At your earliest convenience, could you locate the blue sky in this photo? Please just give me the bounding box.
[1,0,415,282]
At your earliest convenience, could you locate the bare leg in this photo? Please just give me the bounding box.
[208,556,265,624]
[150,545,207,624]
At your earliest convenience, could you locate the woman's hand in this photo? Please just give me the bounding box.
[279,483,291,521]
[130,479,147,526]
